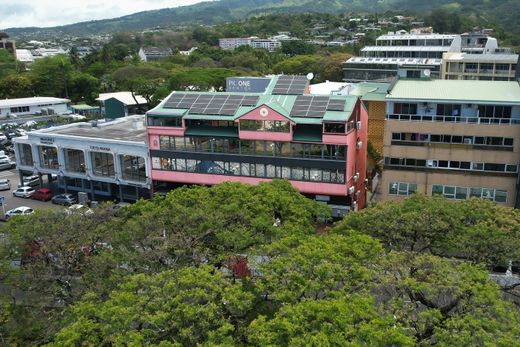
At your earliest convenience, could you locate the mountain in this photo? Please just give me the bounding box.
[4,0,520,38]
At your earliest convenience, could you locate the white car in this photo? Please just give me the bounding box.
[22,175,40,187]
[0,179,10,190]
[5,206,34,219]
[13,186,35,198]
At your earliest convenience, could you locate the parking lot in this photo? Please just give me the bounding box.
[0,166,64,223]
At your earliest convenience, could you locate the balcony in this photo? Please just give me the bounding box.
[387,114,520,125]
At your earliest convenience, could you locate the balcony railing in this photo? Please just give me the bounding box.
[387,114,520,125]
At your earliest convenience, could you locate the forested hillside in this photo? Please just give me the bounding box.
[4,0,520,38]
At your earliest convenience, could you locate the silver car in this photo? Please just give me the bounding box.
[0,179,10,191]
[12,186,35,198]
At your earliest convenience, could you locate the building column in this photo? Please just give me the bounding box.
[119,184,123,202]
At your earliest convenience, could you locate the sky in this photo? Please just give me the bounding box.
[0,0,207,29]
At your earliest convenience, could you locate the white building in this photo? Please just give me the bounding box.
[0,97,70,118]
[219,38,253,50]
[15,49,35,64]
[343,31,512,81]
[13,115,151,202]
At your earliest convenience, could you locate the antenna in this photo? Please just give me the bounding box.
[306,72,314,81]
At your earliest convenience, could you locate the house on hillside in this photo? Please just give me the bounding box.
[96,92,148,119]
[138,47,173,62]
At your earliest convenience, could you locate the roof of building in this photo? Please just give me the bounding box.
[362,46,450,52]
[70,104,98,110]
[346,57,442,66]
[33,114,146,143]
[0,97,70,108]
[96,92,147,105]
[309,81,353,95]
[377,33,456,40]
[442,52,519,62]
[387,79,520,105]
[350,82,390,102]
[140,47,172,56]
[148,75,358,124]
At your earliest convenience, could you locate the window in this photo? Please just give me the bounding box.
[10,106,30,113]
[147,116,182,127]
[38,146,58,170]
[437,104,461,117]
[64,149,85,173]
[393,103,418,115]
[436,184,507,203]
[240,120,290,132]
[389,182,417,196]
[120,155,146,182]
[324,122,346,134]
[18,143,33,166]
[91,152,115,177]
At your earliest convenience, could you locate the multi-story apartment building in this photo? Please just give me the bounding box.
[0,32,16,57]
[146,75,368,215]
[343,31,512,82]
[442,52,518,81]
[381,79,520,207]
[219,37,282,52]
[219,38,253,50]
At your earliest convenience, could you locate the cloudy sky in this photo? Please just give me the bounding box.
[0,0,207,29]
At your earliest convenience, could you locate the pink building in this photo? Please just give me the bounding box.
[146,75,367,215]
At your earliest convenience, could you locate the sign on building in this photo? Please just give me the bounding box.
[226,77,271,93]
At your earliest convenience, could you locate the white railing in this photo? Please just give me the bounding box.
[387,114,520,125]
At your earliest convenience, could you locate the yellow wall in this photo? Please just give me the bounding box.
[366,100,386,154]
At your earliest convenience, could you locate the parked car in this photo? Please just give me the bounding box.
[0,158,15,171]
[12,186,35,198]
[51,193,77,206]
[0,179,10,191]
[22,175,40,187]
[31,188,53,201]
[5,206,34,219]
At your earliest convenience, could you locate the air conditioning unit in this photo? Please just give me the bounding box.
[353,172,360,182]
[356,141,363,150]
[355,190,361,198]
[348,186,355,194]
[356,121,362,130]
[426,159,435,167]
[463,138,473,144]
[352,201,358,210]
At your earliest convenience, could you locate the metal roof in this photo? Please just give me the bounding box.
[387,80,520,105]
[350,82,390,102]
[362,46,450,52]
[443,52,519,62]
[0,97,70,108]
[346,57,442,65]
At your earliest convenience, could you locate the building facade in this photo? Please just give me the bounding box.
[381,79,520,207]
[146,75,368,215]
[442,52,518,81]
[13,115,151,202]
[343,31,512,82]
[0,97,70,118]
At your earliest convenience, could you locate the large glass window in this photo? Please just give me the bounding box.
[91,152,115,177]
[324,123,346,133]
[437,104,461,117]
[147,116,182,127]
[64,148,85,173]
[38,145,58,170]
[120,155,146,182]
[18,143,33,166]
[240,120,290,132]
[389,182,417,196]
[393,103,418,115]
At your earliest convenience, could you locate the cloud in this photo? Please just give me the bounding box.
[0,0,206,29]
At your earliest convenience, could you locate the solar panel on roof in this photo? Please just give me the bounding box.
[327,99,346,111]
[272,76,309,95]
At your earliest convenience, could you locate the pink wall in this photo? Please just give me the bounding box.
[343,100,368,209]
[322,133,348,145]
[237,104,294,141]
[152,170,348,196]
[239,105,294,122]
[148,126,185,136]
[239,130,293,142]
